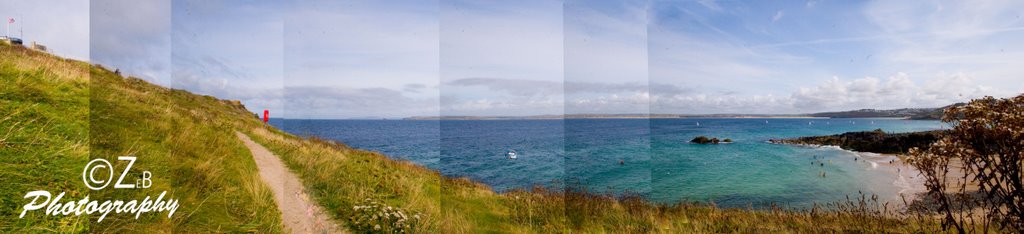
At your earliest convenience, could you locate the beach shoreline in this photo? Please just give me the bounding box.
[770,140,928,207]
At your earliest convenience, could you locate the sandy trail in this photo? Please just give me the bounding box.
[236,132,343,234]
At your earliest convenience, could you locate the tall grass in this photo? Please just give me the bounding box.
[1,40,90,233]
[1,43,283,233]
[85,59,283,233]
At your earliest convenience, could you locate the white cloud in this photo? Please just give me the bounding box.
[806,0,819,8]
[788,72,989,112]
[648,72,1000,114]
[646,0,1022,115]
[772,10,784,23]
[863,0,1024,93]
[284,86,439,119]
[652,92,791,114]
[568,92,651,113]
[791,74,912,110]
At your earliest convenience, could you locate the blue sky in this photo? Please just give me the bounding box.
[171,0,284,116]
[5,0,1024,118]
[649,0,1024,113]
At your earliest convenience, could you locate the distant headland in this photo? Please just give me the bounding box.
[769,129,946,155]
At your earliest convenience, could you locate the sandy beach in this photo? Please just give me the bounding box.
[845,150,979,208]
[849,152,928,199]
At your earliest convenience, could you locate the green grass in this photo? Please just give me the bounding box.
[1,42,960,233]
[1,42,91,233]
[1,43,282,233]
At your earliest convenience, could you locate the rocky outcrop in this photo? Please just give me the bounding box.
[691,136,732,144]
[769,129,946,154]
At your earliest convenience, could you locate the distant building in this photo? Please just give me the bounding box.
[0,36,23,45]
[30,41,46,52]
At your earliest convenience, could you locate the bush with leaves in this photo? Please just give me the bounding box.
[349,198,422,233]
[907,95,1023,233]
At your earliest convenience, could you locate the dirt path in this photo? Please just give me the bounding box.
[236,132,343,234]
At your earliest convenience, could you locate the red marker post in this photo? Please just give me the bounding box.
[263,109,269,123]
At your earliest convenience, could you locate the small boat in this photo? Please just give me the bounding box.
[506,150,517,159]
[696,121,700,126]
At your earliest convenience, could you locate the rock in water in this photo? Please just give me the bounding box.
[691,136,732,144]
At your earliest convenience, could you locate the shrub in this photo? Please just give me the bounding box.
[349,198,423,233]
[907,94,1024,233]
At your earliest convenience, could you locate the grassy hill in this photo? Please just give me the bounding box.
[1,42,953,233]
[2,43,281,232]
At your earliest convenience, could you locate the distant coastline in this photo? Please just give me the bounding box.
[279,105,954,120]
[399,106,950,120]
[403,114,820,120]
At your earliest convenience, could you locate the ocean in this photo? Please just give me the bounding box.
[270,118,944,208]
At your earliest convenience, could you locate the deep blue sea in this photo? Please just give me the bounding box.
[271,118,945,208]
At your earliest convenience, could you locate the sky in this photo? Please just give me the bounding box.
[441,0,564,116]
[0,0,89,61]
[91,0,171,87]
[648,0,1024,114]
[564,0,650,115]
[5,0,1024,118]
[171,0,284,116]
[284,0,438,119]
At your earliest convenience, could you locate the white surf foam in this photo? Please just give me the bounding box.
[893,169,915,195]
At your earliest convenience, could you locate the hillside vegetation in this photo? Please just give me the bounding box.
[0,42,959,233]
[1,41,91,232]
[2,43,282,233]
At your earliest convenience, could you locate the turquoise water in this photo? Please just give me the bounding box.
[272,118,944,208]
